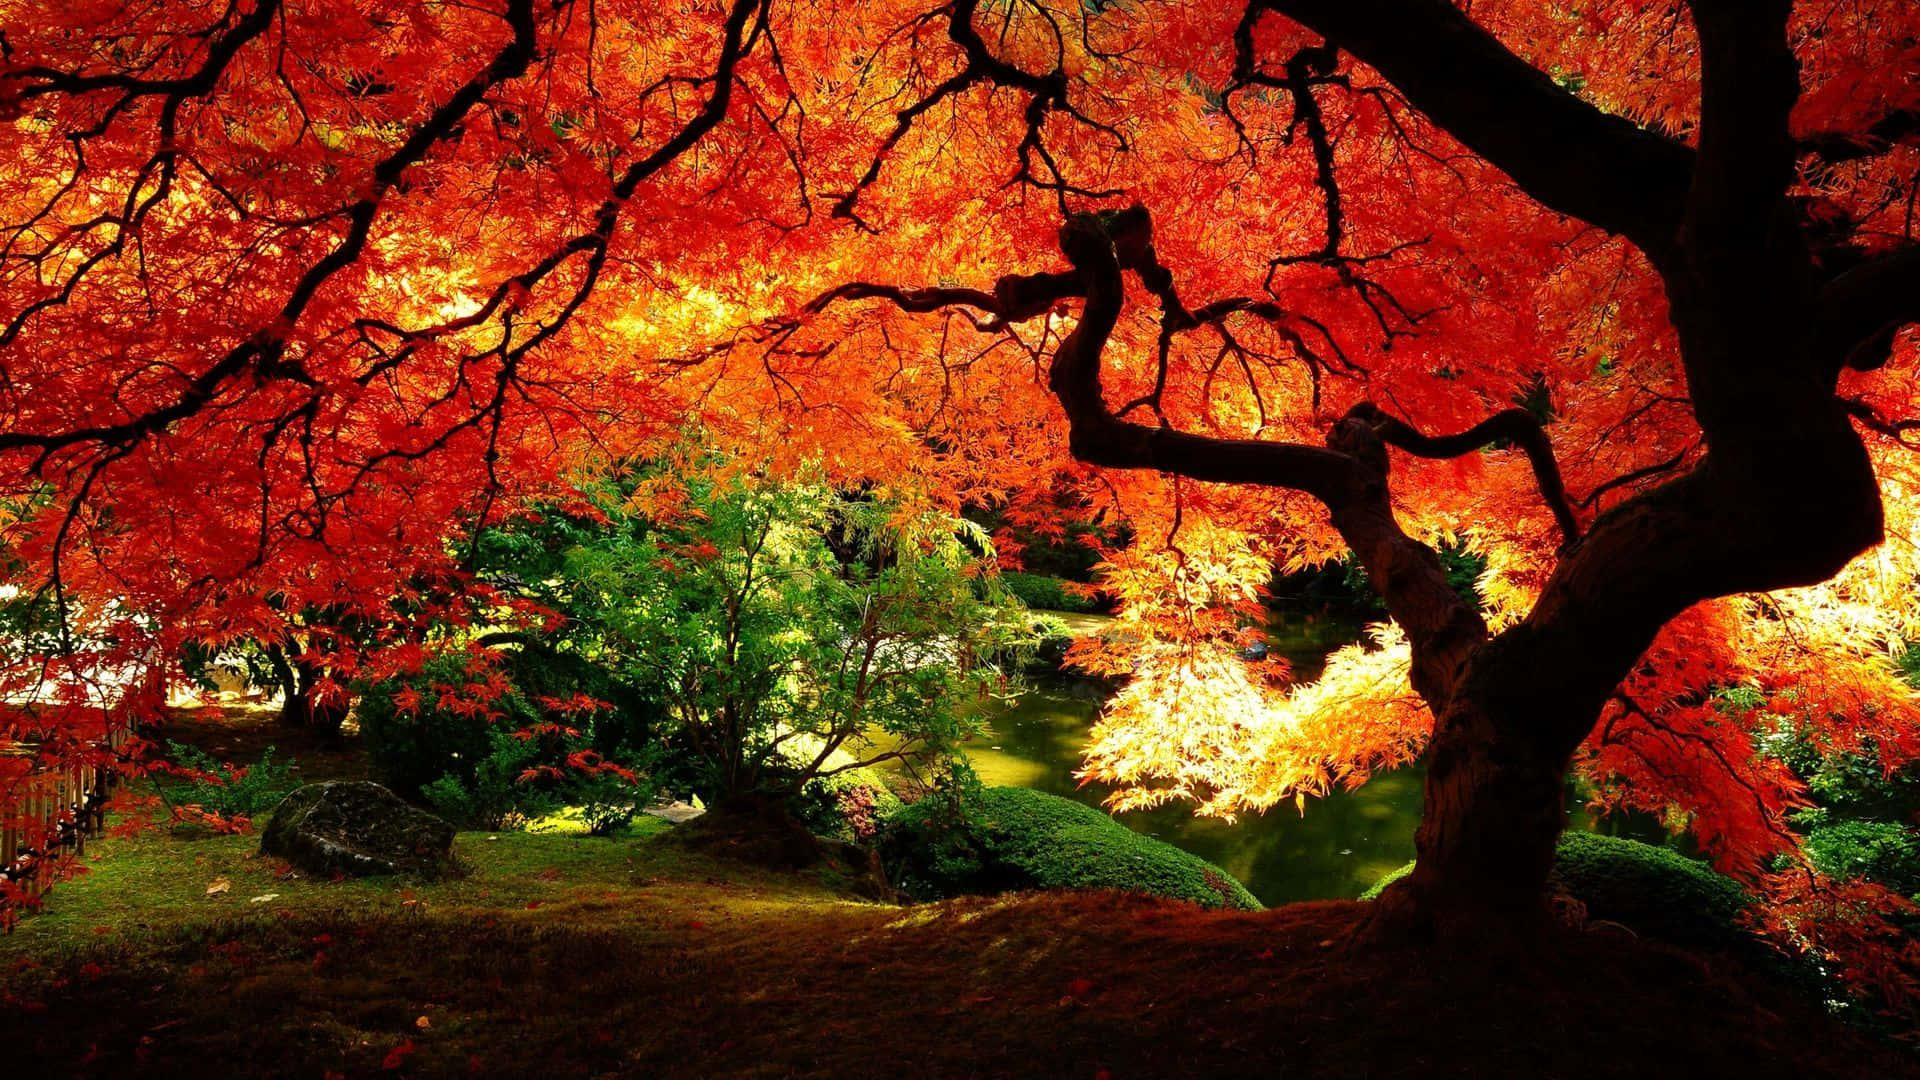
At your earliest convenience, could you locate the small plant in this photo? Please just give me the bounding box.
[420,724,656,833]
[163,742,301,822]
[792,765,903,842]
[420,727,562,831]
[999,571,1100,613]
[567,767,654,836]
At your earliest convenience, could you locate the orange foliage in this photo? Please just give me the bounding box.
[2,0,1920,1000]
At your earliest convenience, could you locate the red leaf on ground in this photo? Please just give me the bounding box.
[382,1039,417,1070]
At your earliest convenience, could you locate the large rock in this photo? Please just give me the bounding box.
[261,781,458,879]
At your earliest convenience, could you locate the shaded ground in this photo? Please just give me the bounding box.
[154,704,370,785]
[2,822,1913,1078]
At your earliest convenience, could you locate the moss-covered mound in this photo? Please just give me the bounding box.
[1362,832,1750,949]
[883,786,1260,911]
[1552,832,1752,948]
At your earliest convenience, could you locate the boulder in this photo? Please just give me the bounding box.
[261,781,458,879]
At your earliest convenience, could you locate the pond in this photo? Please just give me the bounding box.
[964,609,1657,907]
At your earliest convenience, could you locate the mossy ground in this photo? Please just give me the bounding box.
[3,819,1914,1078]
[2,708,1911,1076]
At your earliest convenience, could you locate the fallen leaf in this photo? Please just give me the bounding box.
[415,1015,432,1031]
[204,878,230,897]
[381,1039,417,1070]
[249,893,280,904]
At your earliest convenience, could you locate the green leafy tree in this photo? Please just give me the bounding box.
[545,467,1036,807]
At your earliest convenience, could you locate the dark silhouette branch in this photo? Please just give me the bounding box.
[1799,107,1920,165]
[1576,444,1700,511]
[1815,245,1920,375]
[1346,402,1580,547]
[1248,0,1694,258]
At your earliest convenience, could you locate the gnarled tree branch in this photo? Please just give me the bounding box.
[1249,0,1694,258]
[1346,402,1579,547]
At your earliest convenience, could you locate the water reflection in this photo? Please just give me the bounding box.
[963,677,1425,906]
[959,609,1666,906]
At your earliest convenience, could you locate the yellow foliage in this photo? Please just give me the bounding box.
[1080,624,1429,818]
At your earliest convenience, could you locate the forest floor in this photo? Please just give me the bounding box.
[0,708,1914,1077]
[4,819,1917,1078]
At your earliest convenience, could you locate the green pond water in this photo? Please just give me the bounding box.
[963,610,1655,907]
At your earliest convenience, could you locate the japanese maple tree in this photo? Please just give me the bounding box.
[5,0,1920,992]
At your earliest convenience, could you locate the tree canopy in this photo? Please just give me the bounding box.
[4,0,1920,998]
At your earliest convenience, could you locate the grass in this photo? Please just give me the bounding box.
[1,706,1908,1077]
[0,807,942,963]
[2,817,1914,1078]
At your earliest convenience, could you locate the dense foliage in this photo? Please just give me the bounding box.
[998,572,1101,615]
[160,743,301,823]
[499,467,1034,805]
[357,650,650,830]
[3,0,1920,1007]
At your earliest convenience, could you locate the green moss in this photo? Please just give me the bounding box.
[1551,832,1751,949]
[0,813,768,960]
[884,786,1260,911]
[1360,832,1750,950]
[1357,861,1411,901]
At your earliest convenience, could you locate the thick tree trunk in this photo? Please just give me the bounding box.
[1367,691,1599,943]
[279,683,349,736]
[273,651,348,737]
[975,9,1899,937]
[1403,716,1570,919]
[1360,622,1607,939]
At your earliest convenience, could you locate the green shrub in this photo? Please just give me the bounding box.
[1356,862,1409,901]
[1552,832,1753,948]
[500,643,668,763]
[420,727,562,830]
[418,723,658,833]
[565,766,653,836]
[883,786,1260,911]
[163,742,301,819]
[357,654,504,799]
[1361,832,1750,949]
[794,766,904,842]
[1000,572,1099,613]
[1806,819,1920,896]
